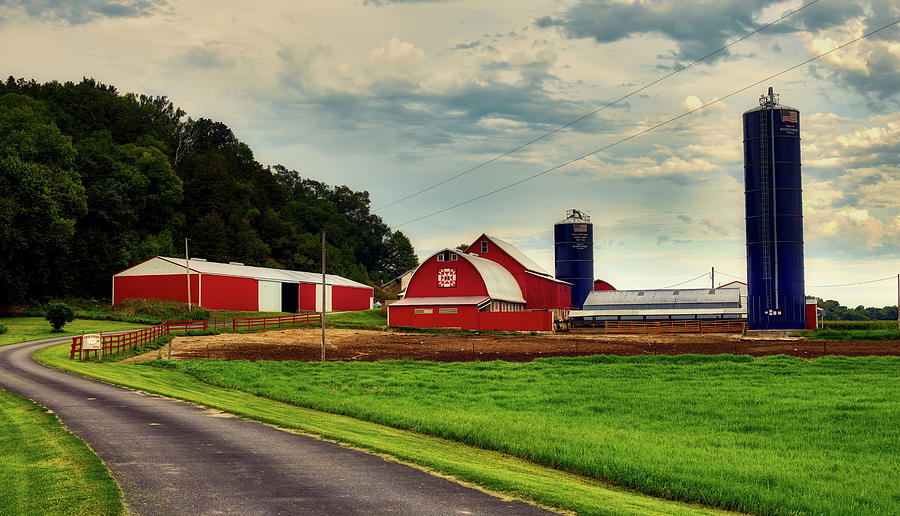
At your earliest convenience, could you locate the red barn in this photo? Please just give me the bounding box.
[113,256,373,312]
[388,249,553,331]
[594,279,616,291]
[465,234,571,319]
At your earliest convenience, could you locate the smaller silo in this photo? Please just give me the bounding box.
[555,209,594,308]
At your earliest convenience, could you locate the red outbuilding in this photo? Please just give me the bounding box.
[593,279,616,291]
[113,256,373,312]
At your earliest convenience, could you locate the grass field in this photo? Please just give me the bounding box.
[36,343,736,516]
[0,318,146,347]
[138,354,898,516]
[0,388,124,515]
[800,328,900,340]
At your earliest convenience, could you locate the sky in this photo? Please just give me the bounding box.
[1,0,898,307]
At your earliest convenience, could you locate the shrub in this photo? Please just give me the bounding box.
[45,303,75,332]
[0,323,7,334]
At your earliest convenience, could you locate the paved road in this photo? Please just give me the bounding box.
[0,337,554,515]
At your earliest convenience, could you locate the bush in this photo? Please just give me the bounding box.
[0,323,7,335]
[45,303,75,332]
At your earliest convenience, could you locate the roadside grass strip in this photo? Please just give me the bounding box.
[0,388,125,515]
[0,318,145,347]
[36,344,736,516]
[93,354,898,515]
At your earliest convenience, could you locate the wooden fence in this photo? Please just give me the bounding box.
[597,319,747,334]
[232,313,322,332]
[70,320,207,360]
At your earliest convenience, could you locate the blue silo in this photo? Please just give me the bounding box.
[743,87,806,330]
[555,209,593,309]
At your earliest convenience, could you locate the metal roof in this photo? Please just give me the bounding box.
[390,296,490,307]
[405,250,525,304]
[481,234,551,277]
[151,257,371,289]
[583,287,741,307]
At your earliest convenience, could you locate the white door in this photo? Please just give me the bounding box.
[314,284,333,312]
[258,281,282,312]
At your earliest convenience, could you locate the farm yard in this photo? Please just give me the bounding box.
[123,327,900,362]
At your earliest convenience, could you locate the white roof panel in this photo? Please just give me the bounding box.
[118,256,371,290]
[390,296,490,307]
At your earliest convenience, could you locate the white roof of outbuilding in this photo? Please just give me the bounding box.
[583,288,740,307]
[406,250,525,304]
[481,234,551,277]
[116,256,371,289]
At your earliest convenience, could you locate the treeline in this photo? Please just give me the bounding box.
[0,77,417,304]
[814,298,898,321]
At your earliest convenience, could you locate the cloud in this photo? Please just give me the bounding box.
[677,214,692,223]
[176,45,233,70]
[0,0,166,24]
[657,235,670,244]
[702,217,730,236]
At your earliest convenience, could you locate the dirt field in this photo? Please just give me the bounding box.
[123,328,900,363]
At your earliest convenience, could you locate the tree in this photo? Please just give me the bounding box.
[378,231,418,281]
[45,303,75,332]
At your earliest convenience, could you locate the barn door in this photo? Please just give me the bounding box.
[315,284,333,312]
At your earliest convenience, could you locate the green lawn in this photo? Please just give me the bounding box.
[799,328,900,340]
[325,309,387,327]
[36,343,735,516]
[141,355,897,516]
[0,388,124,515]
[0,317,146,347]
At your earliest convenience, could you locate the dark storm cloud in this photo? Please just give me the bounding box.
[533,0,864,64]
[0,0,166,24]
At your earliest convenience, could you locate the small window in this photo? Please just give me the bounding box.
[450,253,458,261]
[439,307,458,314]
[437,254,444,262]
[481,241,488,253]
[414,308,433,315]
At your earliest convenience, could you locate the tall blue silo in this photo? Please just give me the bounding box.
[743,87,806,330]
[555,209,593,309]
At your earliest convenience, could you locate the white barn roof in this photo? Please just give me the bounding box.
[406,250,525,304]
[115,256,371,289]
[583,288,741,307]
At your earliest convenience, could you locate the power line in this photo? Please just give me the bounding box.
[373,0,823,212]
[395,17,900,228]
[716,270,746,281]
[662,272,711,289]
[808,276,895,288]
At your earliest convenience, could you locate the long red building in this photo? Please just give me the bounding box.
[388,235,571,331]
[113,256,373,312]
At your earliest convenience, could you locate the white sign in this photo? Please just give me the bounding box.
[82,334,102,350]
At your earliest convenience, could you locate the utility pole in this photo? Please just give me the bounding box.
[321,231,326,362]
[896,274,899,331]
[711,267,715,289]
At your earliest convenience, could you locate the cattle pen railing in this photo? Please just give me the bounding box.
[70,314,324,360]
[232,313,322,332]
[577,319,748,334]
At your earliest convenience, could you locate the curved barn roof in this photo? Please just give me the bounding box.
[409,250,525,304]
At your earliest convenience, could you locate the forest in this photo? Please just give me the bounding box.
[0,77,417,304]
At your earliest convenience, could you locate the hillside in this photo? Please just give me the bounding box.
[0,77,417,303]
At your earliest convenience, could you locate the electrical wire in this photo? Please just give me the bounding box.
[395,17,900,228]
[662,272,711,289]
[808,276,896,288]
[715,270,746,281]
[373,0,823,212]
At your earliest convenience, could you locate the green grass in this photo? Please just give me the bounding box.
[36,343,736,516]
[325,309,387,327]
[0,388,125,515]
[0,317,146,347]
[26,298,210,324]
[798,328,900,340]
[819,320,898,330]
[142,355,897,516]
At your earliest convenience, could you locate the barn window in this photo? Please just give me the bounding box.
[439,308,457,314]
[450,253,458,261]
[481,241,488,253]
[414,308,433,315]
[437,254,444,262]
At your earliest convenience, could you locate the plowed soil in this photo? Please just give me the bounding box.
[123,329,900,363]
